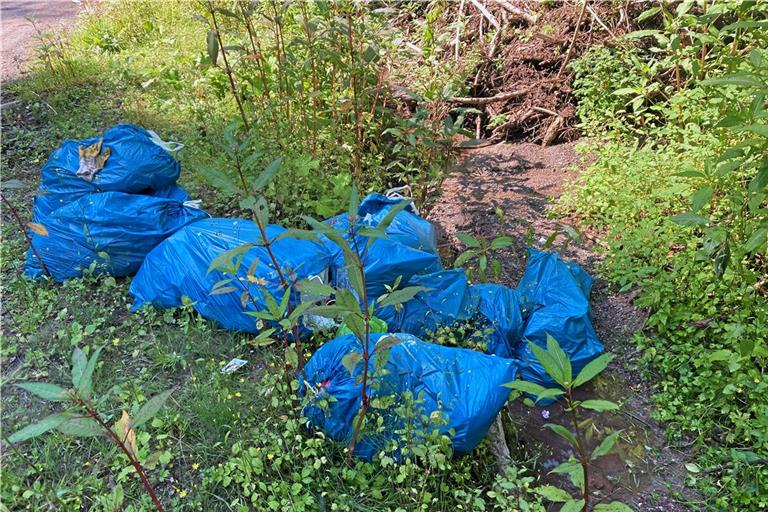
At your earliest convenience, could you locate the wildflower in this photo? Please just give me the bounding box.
[192,463,200,470]
[235,392,242,398]
[227,394,233,400]
[112,338,120,346]
[179,490,187,498]
[541,410,550,419]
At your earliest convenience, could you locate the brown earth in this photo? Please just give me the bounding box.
[428,142,696,510]
[0,0,84,84]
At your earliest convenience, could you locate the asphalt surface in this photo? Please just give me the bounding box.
[1,0,83,84]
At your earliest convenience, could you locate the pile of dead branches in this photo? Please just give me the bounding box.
[393,1,638,146]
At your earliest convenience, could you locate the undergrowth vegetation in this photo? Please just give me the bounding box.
[563,3,768,509]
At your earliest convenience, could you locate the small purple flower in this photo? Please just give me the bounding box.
[541,409,550,419]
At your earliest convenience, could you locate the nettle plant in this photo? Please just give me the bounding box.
[505,336,630,512]
[7,347,173,512]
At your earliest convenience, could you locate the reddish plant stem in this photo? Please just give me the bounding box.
[1,193,49,276]
[83,403,165,512]
[346,231,371,462]
[208,0,250,131]
[566,388,590,511]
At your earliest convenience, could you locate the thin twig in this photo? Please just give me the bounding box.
[450,88,530,105]
[585,4,616,38]
[454,0,466,61]
[493,0,537,24]
[557,0,588,79]
[1,193,49,276]
[469,0,499,28]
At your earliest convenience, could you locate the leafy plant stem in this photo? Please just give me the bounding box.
[79,400,165,512]
[566,387,590,511]
[207,0,250,131]
[0,192,49,276]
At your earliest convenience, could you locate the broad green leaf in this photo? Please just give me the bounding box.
[132,389,174,428]
[529,341,567,388]
[78,346,103,400]
[593,502,633,512]
[210,286,238,296]
[733,124,768,137]
[545,423,578,447]
[547,335,572,385]
[685,462,701,473]
[535,485,571,503]
[8,413,70,443]
[207,30,219,65]
[16,382,69,402]
[56,416,103,437]
[376,199,412,232]
[252,157,283,191]
[197,166,239,195]
[206,244,253,275]
[551,460,584,489]
[71,347,87,388]
[376,286,426,308]
[671,212,708,226]
[456,232,481,248]
[373,335,402,354]
[296,279,335,298]
[573,353,614,387]
[592,430,621,460]
[503,380,564,402]
[254,196,270,229]
[560,500,586,512]
[347,186,360,222]
[341,352,363,376]
[691,187,714,212]
[580,399,619,412]
[701,74,765,88]
[744,227,767,253]
[490,235,514,249]
[636,6,660,22]
[453,249,477,268]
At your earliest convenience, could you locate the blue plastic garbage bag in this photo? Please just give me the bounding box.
[34,124,182,220]
[129,218,335,333]
[24,192,208,281]
[302,333,518,460]
[516,248,604,389]
[376,269,524,358]
[322,193,441,299]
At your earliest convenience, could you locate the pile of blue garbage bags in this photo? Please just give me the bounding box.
[27,125,604,461]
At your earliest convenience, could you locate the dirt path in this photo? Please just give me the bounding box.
[428,142,695,510]
[1,0,84,84]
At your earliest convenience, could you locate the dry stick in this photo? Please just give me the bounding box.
[450,88,531,105]
[207,1,250,131]
[557,0,588,79]
[469,0,499,29]
[585,3,615,38]
[493,0,537,24]
[454,0,466,61]
[1,193,49,276]
[83,404,165,512]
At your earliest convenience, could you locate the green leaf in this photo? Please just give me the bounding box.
[691,187,714,212]
[547,335,572,385]
[573,353,614,387]
[701,74,765,88]
[744,227,767,253]
[1,179,26,190]
[592,430,621,460]
[580,400,619,412]
[453,249,477,268]
[545,423,578,447]
[373,335,402,354]
[207,30,219,65]
[16,382,69,402]
[594,503,633,512]
[296,279,335,298]
[376,199,412,233]
[341,352,362,376]
[685,462,701,473]
[456,232,481,248]
[551,461,584,489]
[210,286,239,296]
[732,124,768,137]
[71,347,87,388]
[132,389,174,428]
[560,500,586,512]
[56,416,104,437]
[636,6,660,22]
[376,286,426,308]
[348,186,360,222]
[535,485,571,503]
[207,244,253,275]
[78,346,103,400]
[8,413,70,443]
[253,158,283,191]
[197,166,239,195]
[503,380,564,402]
[490,236,514,249]
[671,212,708,226]
[529,340,567,388]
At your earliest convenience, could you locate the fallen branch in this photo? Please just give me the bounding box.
[557,0,588,79]
[469,0,499,28]
[493,0,537,24]
[450,88,530,105]
[585,3,616,38]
